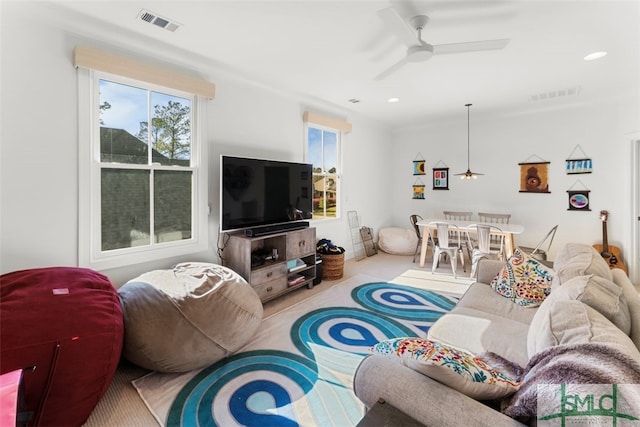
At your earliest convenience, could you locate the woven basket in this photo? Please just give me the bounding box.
[319,252,345,280]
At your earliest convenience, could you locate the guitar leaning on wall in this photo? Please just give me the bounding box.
[592,210,627,274]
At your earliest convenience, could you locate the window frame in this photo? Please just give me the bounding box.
[78,69,208,270]
[304,122,342,221]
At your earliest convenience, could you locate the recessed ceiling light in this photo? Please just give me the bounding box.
[387,97,400,103]
[584,51,607,61]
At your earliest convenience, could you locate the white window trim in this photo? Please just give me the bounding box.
[304,122,344,222]
[78,69,209,270]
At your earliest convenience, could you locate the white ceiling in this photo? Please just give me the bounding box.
[51,0,639,130]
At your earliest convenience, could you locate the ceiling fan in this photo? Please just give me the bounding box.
[375,7,510,80]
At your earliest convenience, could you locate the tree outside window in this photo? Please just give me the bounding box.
[99,79,193,251]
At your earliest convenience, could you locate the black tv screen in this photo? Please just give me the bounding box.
[220,155,313,232]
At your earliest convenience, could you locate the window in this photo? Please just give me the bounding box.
[306,125,341,219]
[78,71,208,269]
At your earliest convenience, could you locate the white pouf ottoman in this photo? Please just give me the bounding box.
[378,227,418,255]
[118,262,263,373]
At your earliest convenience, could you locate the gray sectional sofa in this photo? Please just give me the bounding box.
[353,243,640,425]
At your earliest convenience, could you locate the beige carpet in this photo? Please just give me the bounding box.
[390,269,473,296]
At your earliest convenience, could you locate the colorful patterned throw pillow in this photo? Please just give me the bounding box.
[370,337,520,400]
[490,247,554,307]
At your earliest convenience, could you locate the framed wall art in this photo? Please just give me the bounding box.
[566,158,592,174]
[432,167,449,190]
[567,190,591,211]
[565,145,592,174]
[413,152,425,175]
[566,180,591,211]
[518,156,550,193]
[412,178,425,199]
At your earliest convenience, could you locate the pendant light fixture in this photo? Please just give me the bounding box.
[455,103,484,180]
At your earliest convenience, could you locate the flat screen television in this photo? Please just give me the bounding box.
[220,155,313,232]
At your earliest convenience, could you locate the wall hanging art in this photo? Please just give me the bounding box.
[565,144,592,174]
[432,160,449,190]
[413,152,426,175]
[566,180,591,211]
[518,155,550,193]
[412,178,425,199]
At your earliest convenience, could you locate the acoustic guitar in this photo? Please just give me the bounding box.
[593,210,627,273]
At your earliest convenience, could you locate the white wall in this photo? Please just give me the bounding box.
[0,3,393,286]
[2,2,637,286]
[390,99,639,264]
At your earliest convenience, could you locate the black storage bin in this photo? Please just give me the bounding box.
[314,257,323,285]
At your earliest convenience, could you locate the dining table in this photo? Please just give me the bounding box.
[416,218,525,268]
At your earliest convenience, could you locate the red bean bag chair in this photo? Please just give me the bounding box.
[0,267,123,426]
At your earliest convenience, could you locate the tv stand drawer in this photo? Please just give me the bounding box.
[252,277,287,301]
[251,263,287,284]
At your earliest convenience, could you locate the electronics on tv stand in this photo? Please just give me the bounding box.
[244,221,310,237]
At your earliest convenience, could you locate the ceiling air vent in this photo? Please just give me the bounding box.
[529,86,581,102]
[137,9,181,32]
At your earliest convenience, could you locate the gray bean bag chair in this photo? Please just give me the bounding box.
[118,262,263,373]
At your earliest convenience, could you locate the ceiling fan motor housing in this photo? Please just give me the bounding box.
[407,43,434,62]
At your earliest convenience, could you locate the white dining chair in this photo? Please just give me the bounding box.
[478,212,511,251]
[427,221,465,278]
[443,211,473,261]
[443,211,473,221]
[466,223,505,278]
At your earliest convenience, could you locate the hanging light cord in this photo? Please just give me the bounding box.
[466,103,471,170]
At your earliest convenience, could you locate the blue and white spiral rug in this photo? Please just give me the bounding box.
[133,274,459,427]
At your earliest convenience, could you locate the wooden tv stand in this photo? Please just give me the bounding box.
[222,227,316,302]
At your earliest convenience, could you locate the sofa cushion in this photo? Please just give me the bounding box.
[612,268,640,349]
[555,275,631,335]
[456,282,537,326]
[527,298,640,360]
[490,248,554,307]
[428,308,530,367]
[370,337,520,400]
[551,243,612,288]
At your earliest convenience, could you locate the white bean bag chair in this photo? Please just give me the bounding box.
[378,227,419,255]
[118,262,263,373]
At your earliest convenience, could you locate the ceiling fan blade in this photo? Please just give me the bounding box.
[433,38,510,55]
[375,57,409,80]
[377,7,417,47]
